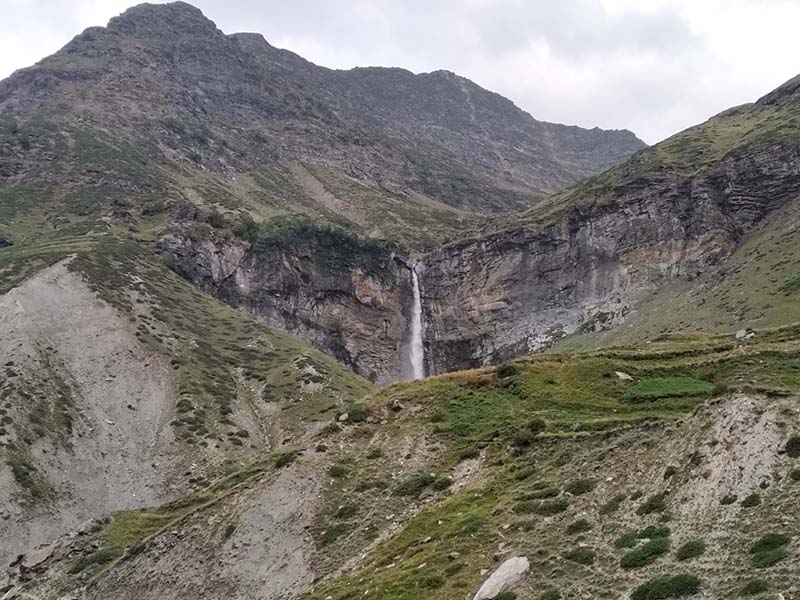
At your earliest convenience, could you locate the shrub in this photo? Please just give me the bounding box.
[621,537,670,569]
[565,479,595,495]
[720,494,737,505]
[786,434,800,458]
[615,532,639,549]
[274,450,299,468]
[365,448,384,459]
[751,547,788,568]
[600,493,627,515]
[567,519,592,535]
[320,523,351,545]
[533,498,569,515]
[68,547,121,574]
[676,540,706,561]
[741,493,761,508]
[749,533,789,555]
[393,472,436,497]
[790,468,800,482]
[638,525,671,539]
[495,593,518,600]
[663,466,678,479]
[541,590,561,600]
[741,578,769,596]
[458,447,480,460]
[510,429,535,448]
[346,403,369,423]
[335,504,358,519]
[630,575,701,600]
[496,362,519,379]
[207,210,226,229]
[328,464,348,478]
[561,547,595,565]
[637,493,667,515]
[528,417,547,435]
[432,477,452,491]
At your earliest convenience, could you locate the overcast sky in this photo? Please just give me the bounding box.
[2,0,799,143]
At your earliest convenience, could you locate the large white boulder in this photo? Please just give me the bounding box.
[473,555,530,600]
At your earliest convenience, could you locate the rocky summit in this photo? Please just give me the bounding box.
[2,3,800,600]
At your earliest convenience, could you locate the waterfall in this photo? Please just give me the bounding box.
[409,263,425,380]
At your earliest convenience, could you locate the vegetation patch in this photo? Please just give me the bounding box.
[630,574,701,600]
[675,540,706,561]
[786,434,800,458]
[621,537,670,569]
[561,547,595,565]
[740,578,769,596]
[393,472,436,497]
[623,377,714,402]
[637,493,668,515]
[564,478,595,495]
[566,519,592,534]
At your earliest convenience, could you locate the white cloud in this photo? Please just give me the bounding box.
[1,0,799,143]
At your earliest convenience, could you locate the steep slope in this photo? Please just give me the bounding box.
[0,227,373,569]
[417,75,800,374]
[9,326,800,599]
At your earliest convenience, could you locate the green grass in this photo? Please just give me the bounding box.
[623,377,714,402]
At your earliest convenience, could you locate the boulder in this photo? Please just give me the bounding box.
[473,555,529,600]
[615,371,633,381]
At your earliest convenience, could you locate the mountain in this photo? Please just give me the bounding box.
[3,2,800,600]
[0,1,643,249]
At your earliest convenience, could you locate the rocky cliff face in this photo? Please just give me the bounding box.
[162,139,800,381]
[419,141,800,372]
[160,230,415,384]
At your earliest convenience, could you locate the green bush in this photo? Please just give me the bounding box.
[393,473,436,497]
[328,464,348,478]
[495,593,518,600]
[637,493,667,515]
[541,590,561,600]
[458,447,480,460]
[720,494,737,505]
[565,478,595,495]
[630,574,701,600]
[615,532,639,549]
[496,362,519,379]
[68,547,121,574]
[621,537,670,569]
[432,477,452,491]
[638,525,671,539]
[528,417,547,436]
[510,429,535,448]
[600,493,627,515]
[561,547,595,565]
[786,434,800,458]
[741,493,761,508]
[790,468,800,482]
[740,578,769,596]
[751,547,788,568]
[335,504,358,519]
[320,523,352,545]
[676,540,706,561]
[567,519,592,534]
[274,450,299,468]
[346,403,369,423]
[749,533,789,555]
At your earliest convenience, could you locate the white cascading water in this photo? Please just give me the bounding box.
[409,264,425,380]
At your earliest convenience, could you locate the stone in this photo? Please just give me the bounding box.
[615,371,634,381]
[472,556,529,600]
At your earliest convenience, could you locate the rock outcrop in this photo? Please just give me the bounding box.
[472,556,530,600]
[160,231,415,384]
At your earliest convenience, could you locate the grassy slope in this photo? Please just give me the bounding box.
[36,325,800,599]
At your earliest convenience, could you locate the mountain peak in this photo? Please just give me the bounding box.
[105,1,222,39]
